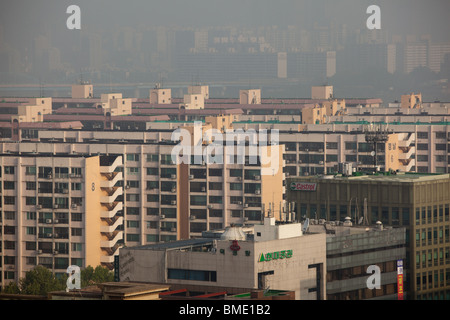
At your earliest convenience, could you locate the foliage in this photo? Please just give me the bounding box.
[1,265,115,296]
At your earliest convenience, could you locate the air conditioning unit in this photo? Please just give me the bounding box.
[171,174,177,179]
[54,234,59,238]
[36,205,42,210]
[46,233,53,238]
[160,215,166,219]
[46,219,52,224]
[207,204,214,209]
[189,175,194,180]
[171,188,176,193]
[47,174,52,179]
[237,201,243,205]
[71,203,77,209]
[125,185,130,189]
[244,217,249,222]
[298,160,302,164]
[201,187,206,192]
[69,173,76,178]
[37,250,43,254]
[243,203,249,208]
[319,161,324,165]
[238,176,242,181]
[255,190,261,195]
[171,200,177,205]
[54,219,59,224]
[53,250,59,255]
[62,189,69,194]
[170,228,176,232]
[254,175,261,180]
[190,215,196,220]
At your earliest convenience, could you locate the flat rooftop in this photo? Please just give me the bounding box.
[293,172,450,183]
[127,238,214,251]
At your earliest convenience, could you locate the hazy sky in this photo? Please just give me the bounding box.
[1,0,450,45]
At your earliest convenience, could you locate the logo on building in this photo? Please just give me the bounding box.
[290,182,317,191]
[230,240,241,252]
[258,250,293,262]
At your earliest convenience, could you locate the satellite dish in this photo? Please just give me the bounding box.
[370,151,375,156]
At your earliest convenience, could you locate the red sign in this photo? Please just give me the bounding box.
[230,240,240,251]
[397,274,404,300]
[290,182,317,191]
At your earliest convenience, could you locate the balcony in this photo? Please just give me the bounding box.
[100,171,123,188]
[100,156,123,174]
[100,216,123,233]
[101,187,123,203]
[100,231,123,248]
[101,202,123,219]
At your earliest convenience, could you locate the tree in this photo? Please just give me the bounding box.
[19,266,65,296]
[81,265,114,287]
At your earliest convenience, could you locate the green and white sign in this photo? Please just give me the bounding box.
[258,250,293,262]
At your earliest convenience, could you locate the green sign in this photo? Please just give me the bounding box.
[258,250,293,262]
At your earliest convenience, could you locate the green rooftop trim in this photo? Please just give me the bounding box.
[332,121,450,126]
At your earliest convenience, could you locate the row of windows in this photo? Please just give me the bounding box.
[1,241,83,253]
[416,269,450,291]
[415,248,450,268]
[0,166,83,177]
[415,205,450,225]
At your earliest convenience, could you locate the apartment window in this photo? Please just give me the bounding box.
[26,242,36,251]
[126,220,140,228]
[26,227,36,235]
[230,169,242,177]
[26,212,36,220]
[326,142,338,150]
[209,182,222,190]
[161,168,176,178]
[72,243,82,252]
[436,155,446,162]
[126,167,139,175]
[71,228,82,236]
[26,197,36,206]
[417,132,428,139]
[3,181,15,190]
[191,195,206,206]
[127,207,140,215]
[126,194,140,202]
[230,183,242,191]
[146,181,158,190]
[4,166,15,175]
[126,180,139,188]
[71,212,82,222]
[25,166,36,175]
[326,154,338,162]
[4,211,15,220]
[209,169,222,177]
[345,142,357,150]
[146,208,159,216]
[161,208,176,219]
[126,234,140,242]
[209,196,223,204]
[345,155,357,162]
[26,182,36,190]
[417,143,428,151]
[69,182,81,191]
[436,132,446,139]
[71,167,82,177]
[4,196,15,205]
[147,167,158,176]
[436,144,447,151]
[126,154,140,162]
[146,154,158,162]
[147,194,159,202]
[417,155,428,162]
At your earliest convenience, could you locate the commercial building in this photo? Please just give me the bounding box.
[308,221,406,300]
[118,217,327,300]
[287,172,450,299]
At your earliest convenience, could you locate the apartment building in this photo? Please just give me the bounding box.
[0,153,124,287]
[287,173,450,300]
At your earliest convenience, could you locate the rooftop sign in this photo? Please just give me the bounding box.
[290,182,317,191]
[258,250,293,262]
